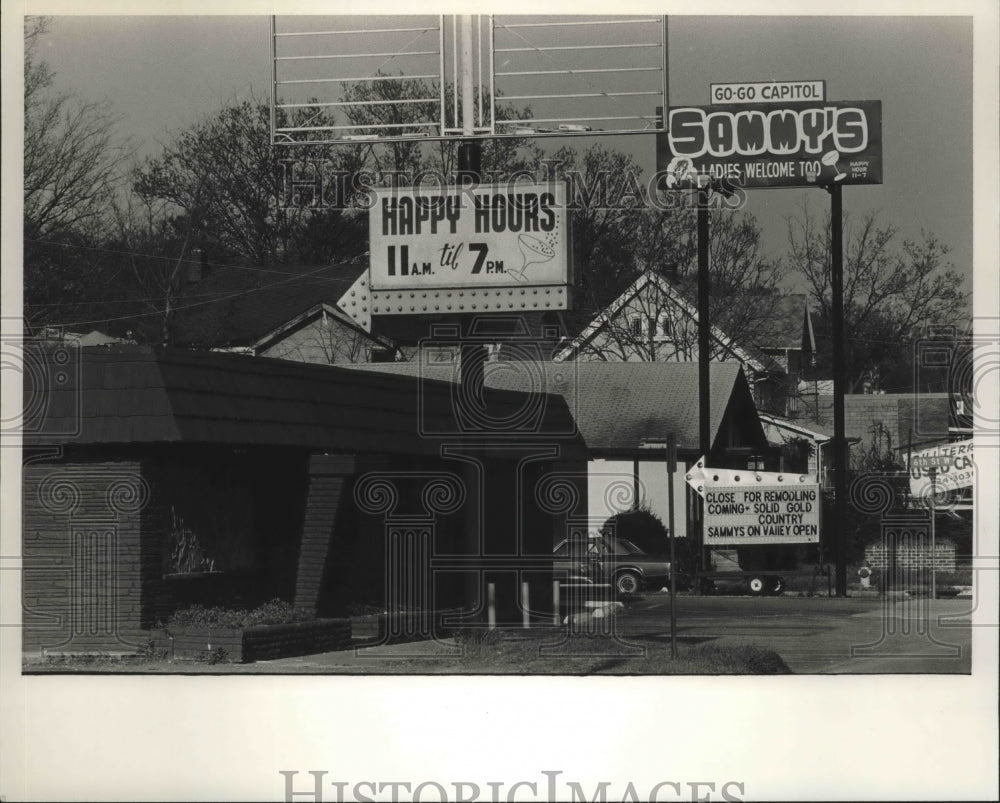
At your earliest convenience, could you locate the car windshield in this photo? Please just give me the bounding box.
[615,538,645,555]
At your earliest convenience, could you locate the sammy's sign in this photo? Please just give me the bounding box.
[657,99,882,189]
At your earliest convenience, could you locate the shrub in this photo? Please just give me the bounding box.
[166,599,315,629]
[603,506,667,552]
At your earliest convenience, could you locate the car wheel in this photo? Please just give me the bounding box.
[768,577,785,596]
[615,571,642,595]
[748,576,767,596]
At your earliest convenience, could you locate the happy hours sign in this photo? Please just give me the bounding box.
[704,485,821,545]
[368,182,570,293]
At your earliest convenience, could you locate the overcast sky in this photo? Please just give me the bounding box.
[26,12,978,300]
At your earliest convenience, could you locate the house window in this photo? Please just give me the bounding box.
[631,317,643,336]
[651,314,673,341]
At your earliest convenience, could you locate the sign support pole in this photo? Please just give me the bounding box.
[697,190,712,587]
[456,14,486,397]
[929,466,937,603]
[828,182,848,597]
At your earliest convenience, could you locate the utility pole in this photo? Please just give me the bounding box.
[666,432,678,659]
[457,15,486,395]
[828,182,848,597]
[697,188,712,581]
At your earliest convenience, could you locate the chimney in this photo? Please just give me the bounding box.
[185,248,204,283]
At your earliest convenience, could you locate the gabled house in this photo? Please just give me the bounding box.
[552,269,816,416]
[169,260,398,363]
[169,260,566,366]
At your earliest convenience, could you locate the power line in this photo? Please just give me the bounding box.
[24,236,365,277]
[31,263,348,329]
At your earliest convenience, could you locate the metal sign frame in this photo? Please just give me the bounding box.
[270,15,667,145]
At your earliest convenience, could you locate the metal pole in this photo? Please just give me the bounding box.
[460,15,475,136]
[929,467,937,602]
[697,193,712,582]
[661,16,669,117]
[666,432,678,659]
[829,182,848,597]
[456,16,485,397]
[269,16,278,144]
[487,582,496,630]
[521,581,530,629]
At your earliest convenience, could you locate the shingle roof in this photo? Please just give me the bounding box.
[347,360,766,455]
[172,262,367,348]
[25,345,584,457]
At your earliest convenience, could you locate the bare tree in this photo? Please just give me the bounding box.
[786,202,968,391]
[568,265,772,367]
[133,98,367,267]
[23,18,132,328]
[339,76,542,182]
[106,187,205,345]
[23,18,129,242]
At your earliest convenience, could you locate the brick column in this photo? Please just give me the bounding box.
[294,454,356,612]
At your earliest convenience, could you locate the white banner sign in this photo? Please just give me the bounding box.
[686,459,821,545]
[908,439,976,498]
[703,485,821,545]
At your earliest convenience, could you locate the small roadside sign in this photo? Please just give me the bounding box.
[908,439,976,498]
[686,458,821,546]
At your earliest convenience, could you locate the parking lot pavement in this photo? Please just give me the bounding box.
[615,593,973,674]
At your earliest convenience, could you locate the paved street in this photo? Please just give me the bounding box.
[615,593,973,673]
[228,592,973,675]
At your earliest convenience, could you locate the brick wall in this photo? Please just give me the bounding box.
[865,541,956,571]
[150,619,352,663]
[23,448,312,655]
[23,458,150,653]
[805,394,951,458]
[294,454,357,612]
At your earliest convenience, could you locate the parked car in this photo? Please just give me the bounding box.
[553,533,684,595]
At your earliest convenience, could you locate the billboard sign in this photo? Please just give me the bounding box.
[710,80,825,105]
[657,99,882,189]
[703,484,821,546]
[339,181,571,330]
[369,182,570,290]
[908,439,976,498]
